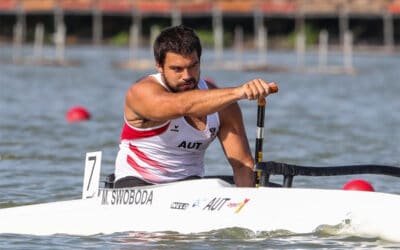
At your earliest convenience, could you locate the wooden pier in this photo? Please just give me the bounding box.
[1,0,399,72]
[0,0,399,47]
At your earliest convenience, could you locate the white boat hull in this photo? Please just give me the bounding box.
[0,178,399,242]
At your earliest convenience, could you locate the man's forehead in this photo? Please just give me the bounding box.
[164,51,199,66]
[165,51,198,60]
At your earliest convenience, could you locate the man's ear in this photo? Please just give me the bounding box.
[156,63,163,73]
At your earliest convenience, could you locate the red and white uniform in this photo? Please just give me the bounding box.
[114,73,220,184]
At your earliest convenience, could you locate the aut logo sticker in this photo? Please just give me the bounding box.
[203,197,231,211]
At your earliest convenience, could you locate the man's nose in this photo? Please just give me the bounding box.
[181,68,191,80]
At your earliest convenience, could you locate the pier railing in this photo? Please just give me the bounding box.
[1,0,400,16]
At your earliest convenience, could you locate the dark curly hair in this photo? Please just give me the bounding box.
[153,25,202,67]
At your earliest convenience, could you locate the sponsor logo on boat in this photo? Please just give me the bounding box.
[170,202,189,210]
[203,197,231,211]
[192,200,201,208]
[100,189,153,206]
[227,198,250,213]
[191,198,208,208]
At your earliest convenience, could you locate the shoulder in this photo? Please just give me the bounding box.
[125,75,168,126]
[131,75,160,89]
[127,75,166,97]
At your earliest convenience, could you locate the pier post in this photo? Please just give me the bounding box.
[318,30,328,70]
[339,8,349,45]
[33,23,44,61]
[295,10,305,35]
[12,22,23,63]
[92,7,102,46]
[132,11,142,49]
[234,26,243,68]
[253,9,262,48]
[171,8,182,26]
[149,25,160,53]
[54,4,64,34]
[256,24,267,64]
[212,7,223,63]
[254,9,267,64]
[296,32,306,70]
[54,22,66,62]
[343,30,353,71]
[129,23,139,61]
[16,3,26,44]
[383,10,394,53]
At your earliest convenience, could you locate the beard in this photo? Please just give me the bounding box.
[161,72,200,93]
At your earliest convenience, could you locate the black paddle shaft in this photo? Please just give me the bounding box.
[255,98,266,163]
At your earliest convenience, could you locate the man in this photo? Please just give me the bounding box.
[114,25,277,188]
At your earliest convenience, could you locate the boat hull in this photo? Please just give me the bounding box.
[0,179,399,242]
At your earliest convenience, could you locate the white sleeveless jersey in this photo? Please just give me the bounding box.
[114,74,220,184]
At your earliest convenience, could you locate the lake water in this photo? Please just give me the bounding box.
[0,45,399,249]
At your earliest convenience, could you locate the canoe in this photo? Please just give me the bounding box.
[0,151,399,242]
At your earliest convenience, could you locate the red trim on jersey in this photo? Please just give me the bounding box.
[126,155,158,181]
[121,121,170,140]
[128,144,170,173]
[126,144,175,183]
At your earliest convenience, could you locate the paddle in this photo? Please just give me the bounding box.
[254,98,266,187]
[254,83,278,187]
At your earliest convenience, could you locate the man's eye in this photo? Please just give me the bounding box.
[172,67,182,72]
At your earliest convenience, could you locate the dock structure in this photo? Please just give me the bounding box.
[1,0,400,72]
[0,0,399,48]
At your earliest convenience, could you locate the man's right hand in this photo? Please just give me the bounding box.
[238,79,278,100]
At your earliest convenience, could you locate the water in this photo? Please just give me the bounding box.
[0,45,399,249]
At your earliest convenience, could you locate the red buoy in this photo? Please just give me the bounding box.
[343,179,375,192]
[66,106,91,122]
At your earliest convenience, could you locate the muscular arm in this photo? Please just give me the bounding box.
[217,102,255,187]
[126,79,239,121]
[126,77,276,122]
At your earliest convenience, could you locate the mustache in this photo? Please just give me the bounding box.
[182,78,196,84]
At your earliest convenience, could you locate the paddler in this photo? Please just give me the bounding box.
[114,25,278,187]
